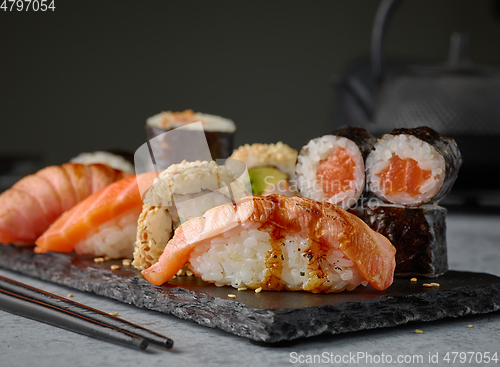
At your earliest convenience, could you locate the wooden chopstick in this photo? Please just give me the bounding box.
[0,276,173,350]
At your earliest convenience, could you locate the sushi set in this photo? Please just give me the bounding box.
[0,110,499,343]
[1,244,499,343]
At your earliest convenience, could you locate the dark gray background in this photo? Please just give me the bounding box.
[1,0,500,166]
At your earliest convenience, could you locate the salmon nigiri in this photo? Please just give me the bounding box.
[0,163,131,246]
[142,195,396,293]
[35,172,159,259]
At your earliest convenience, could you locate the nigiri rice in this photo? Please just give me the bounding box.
[189,224,368,293]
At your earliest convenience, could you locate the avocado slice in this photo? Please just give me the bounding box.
[248,166,288,195]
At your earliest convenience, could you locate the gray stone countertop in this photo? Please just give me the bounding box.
[0,212,499,367]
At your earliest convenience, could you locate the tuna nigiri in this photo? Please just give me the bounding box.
[34,172,158,259]
[142,195,396,292]
[0,163,131,245]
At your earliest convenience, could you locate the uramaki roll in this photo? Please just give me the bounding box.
[295,126,375,209]
[229,142,298,196]
[366,126,462,206]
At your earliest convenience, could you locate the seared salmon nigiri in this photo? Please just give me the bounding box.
[142,195,396,293]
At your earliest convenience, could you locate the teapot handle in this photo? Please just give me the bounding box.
[371,0,403,84]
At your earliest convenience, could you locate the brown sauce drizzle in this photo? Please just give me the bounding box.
[302,240,331,293]
[259,221,334,292]
[260,223,285,291]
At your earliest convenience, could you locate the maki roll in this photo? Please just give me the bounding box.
[295,126,375,209]
[229,142,298,196]
[133,160,251,271]
[366,126,462,206]
[146,110,236,168]
[360,200,448,277]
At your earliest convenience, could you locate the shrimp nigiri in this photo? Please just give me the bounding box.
[0,163,131,246]
[142,195,396,293]
[35,172,160,259]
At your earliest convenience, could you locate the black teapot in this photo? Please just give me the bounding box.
[333,0,500,198]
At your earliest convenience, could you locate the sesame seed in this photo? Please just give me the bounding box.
[468,324,473,328]
[430,282,440,287]
[176,269,183,276]
[186,270,193,276]
[228,294,236,298]
[109,312,119,316]
[94,257,104,263]
[410,277,418,282]
[110,265,120,271]
[237,287,247,291]
[122,259,132,266]
[255,287,263,294]
[67,293,73,298]
[415,329,423,334]
[423,283,432,288]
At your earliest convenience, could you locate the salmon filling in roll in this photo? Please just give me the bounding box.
[377,156,433,197]
[296,135,365,209]
[316,147,356,195]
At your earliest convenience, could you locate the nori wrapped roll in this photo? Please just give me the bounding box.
[360,201,448,277]
[366,126,462,206]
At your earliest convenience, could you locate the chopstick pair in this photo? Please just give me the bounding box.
[0,275,173,351]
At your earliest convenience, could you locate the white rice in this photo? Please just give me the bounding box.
[74,209,140,259]
[70,151,134,173]
[188,225,367,293]
[147,111,236,133]
[295,135,365,209]
[366,134,445,205]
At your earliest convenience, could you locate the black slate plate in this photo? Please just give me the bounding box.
[0,244,499,343]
